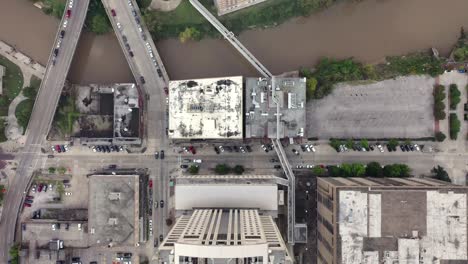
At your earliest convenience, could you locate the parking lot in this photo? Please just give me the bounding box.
[307,75,435,139]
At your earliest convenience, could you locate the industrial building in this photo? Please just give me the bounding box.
[245,77,306,139]
[316,177,468,264]
[168,76,243,140]
[159,175,292,264]
[214,0,269,16]
[73,83,142,146]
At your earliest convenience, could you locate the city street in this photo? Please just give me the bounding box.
[0,0,90,261]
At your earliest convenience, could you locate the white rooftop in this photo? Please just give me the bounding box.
[168,76,243,139]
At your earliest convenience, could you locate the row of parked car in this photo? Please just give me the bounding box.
[51,144,69,153]
[91,145,125,153]
[215,145,252,154]
[52,0,73,65]
[337,142,422,153]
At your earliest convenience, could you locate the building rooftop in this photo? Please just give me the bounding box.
[159,209,292,264]
[319,178,468,263]
[245,77,306,139]
[175,175,278,212]
[113,83,140,141]
[88,175,139,247]
[168,76,243,139]
[214,0,269,16]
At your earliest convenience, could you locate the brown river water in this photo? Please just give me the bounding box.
[1,0,468,83]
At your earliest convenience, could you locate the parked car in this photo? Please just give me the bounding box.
[292,149,299,155]
[160,200,164,208]
[140,76,146,84]
[60,30,65,38]
[66,9,71,18]
[245,145,252,152]
[214,147,220,154]
[163,87,169,95]
[160,150,165,159]
[111,9,116,16]
[149,179,153,188]
[154,152,159,159]
[274,165,281,169]
[193,159,202,163]
[189,146,196,154]
[24,203,31,208]
[180,164,189,169]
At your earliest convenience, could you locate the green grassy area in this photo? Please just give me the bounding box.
[52,94,80,137]
[144,0,338,40]
[15,76,41,133]
[0,55,24,116]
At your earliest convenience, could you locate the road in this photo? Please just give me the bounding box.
[100,0,170,257]
[0,0,90,262]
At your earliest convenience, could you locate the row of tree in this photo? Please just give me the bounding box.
[310,162,411,178]
[433,84,446,120]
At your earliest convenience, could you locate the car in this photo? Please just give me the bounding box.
[154,152,159,159]
[218,146,224,152]
[51,146,56,152]
[163,87,169,95]
[106,146,111,153]
[157,69,163,77]
[160,150,165,159]
[125,43,131,51]
[48,184,53,190]
[47,155,54,158]
[66,9,71,18]
[160,200,164,208]
[149,179,153,188]
[31,184,37,193]
[274,165,281,169]
[306,164,314,169]
[116,22,122,31]
[292,149,299,155]
[193,159,202,163]
[180,164,189,169]
[65,192,72,196]
[270,158,278,163]
[127,0,132,6]
[310,145,316,152]
[233,146,239,152]
[77,223,82,230]
[60,30,65,38]
[140,76,146,84]
[369,145,375,151]
[245,145,252,152]
[25,199,33,204]
[65,223,70,230]
[64,144,69,152]
[52,224,57,230]
[141,33,147,40]
[24,203,31,207]
[109,164,117,169]
[68,0,73,8]
[376,144,384,153]
[214,147,220,154]
[37,184,43,192]
[301,145,307,152]
[400,145,406,151]
[138,26,143,32]
[43,185,48,192]
[53,48,59,56]
[239,146,246,153]
[296,165,304,169]
[183,159,191,163]
[404,145,411,152]
[159,234,164,242]
[414,144,420,151]
[129,51,134,57]
[26,195,34,199]
[409,145,415,151]
[261,144,268,152]
[111,9,116,16]
[62,20,68,28]
[59,240,64,249]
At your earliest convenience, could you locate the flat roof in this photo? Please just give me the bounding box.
[168,76,243,139]
[245,77,306,138]
[337,188,468,263]
[88,175,139,246]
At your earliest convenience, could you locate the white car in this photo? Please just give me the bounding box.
[310,145,316,152]
[138,26,143,32]
[78,223,82,230]
[91,146,96,152]
[52,224,56,231]
[414,144,420,151]
[306,164,314,169]
[51,146,56,152]
[218,146,224,152]
[59,240,64,249]
[377,144,384,153]
[65,192,72,196]
[63,144,69,152]
[68,0,73,8]
[48,184,53,190]
[63,20,68,29]
[193,159,202,163]
[31,185,36,193]
[116,22,122,31]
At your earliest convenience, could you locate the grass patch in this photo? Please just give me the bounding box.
[0,55,24,116]
[144,0,341,40]
[15,76,41,133]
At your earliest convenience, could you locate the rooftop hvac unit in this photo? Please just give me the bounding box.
[261,92,265,103]
[288,93,297,109]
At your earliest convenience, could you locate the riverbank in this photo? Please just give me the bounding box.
[1,0,468,83]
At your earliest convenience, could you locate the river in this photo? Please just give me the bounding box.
[1,0,468,83]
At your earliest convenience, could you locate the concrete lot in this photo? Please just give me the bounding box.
[307,76,435,139]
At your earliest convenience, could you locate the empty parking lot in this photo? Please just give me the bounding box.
[307,76,435,139]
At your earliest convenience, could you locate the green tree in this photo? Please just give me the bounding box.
[91,14,110,35]
[328,165,342,177]
[188,165,199,174]
[306,77,317,100]
[449,113,461,140]
[232,165,245,175]
[387,139,399,150]
[341,163,365,177]
[449,83,461,110]
[311,166,326,176]
[431,166,451,182]
[329,138,342,151]
[345,139,354,149]
[57,167,67,174]
[435,131,446,142]
[48,167,56,174]
[365,162,383,177]
[0,185,5,205]
[9,243,20,264]
[383,164,410,177]
[362,64,377,80]
[215,164,231,175]
[360,139,369,149]
[22,86,37,99]
[434,100,446,120]
[179,27,201,43]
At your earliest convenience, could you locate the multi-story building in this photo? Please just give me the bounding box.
[316,177,468,264]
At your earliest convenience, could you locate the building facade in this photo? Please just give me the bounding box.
[316,177,468,264]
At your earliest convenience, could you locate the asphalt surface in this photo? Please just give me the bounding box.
[0,0,90,262]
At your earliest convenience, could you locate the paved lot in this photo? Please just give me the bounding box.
[307,76,435,139]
